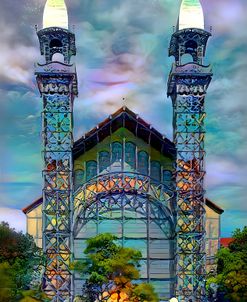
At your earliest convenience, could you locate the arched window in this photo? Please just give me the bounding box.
[125,142,136,170]
[50,39,63,48]
[151,161,161,181]
[163,170,173,188]
[112,142,123,163]
[74,169,84,190]
[99,151,110,172]
[138,151,149,175]
[86,161,97,181]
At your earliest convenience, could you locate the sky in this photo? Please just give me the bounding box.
[0,0,246,237]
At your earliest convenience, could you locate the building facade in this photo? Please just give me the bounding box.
[23,0,223,301]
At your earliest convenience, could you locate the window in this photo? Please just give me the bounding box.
[112,142,123,163]
[138,151,149,175]
[50,39,63,48]
[163,170,173,188]
[99,151,110,172]
[125,142,136,170]
[86,161,97,181]
[151,161,161,181]
[74,169,84,190]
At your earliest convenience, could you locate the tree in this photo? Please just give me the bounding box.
[0,221,48,302]
[207,226,247,302]
[71,233,158,302]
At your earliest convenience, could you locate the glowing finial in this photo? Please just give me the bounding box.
[179,0,204,30]
[43,0,68,29]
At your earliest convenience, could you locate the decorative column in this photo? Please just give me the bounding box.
[167,1,212,300]
[35,1,78,300]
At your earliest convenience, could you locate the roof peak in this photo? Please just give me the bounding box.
[73,106,176,159]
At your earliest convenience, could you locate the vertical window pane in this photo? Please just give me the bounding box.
[74,169,84,189]
[99,151,110,172]
[86,161,97,181]
[112,142,123,163]
[151,161,161,181]
[138,151,149,175]
[125,142,136,170]
[163,170,173,188]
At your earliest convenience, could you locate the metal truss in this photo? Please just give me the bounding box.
[73,172,176,299]
[168,63,212,302]
[73,172,175,232]
[36,64,77,301]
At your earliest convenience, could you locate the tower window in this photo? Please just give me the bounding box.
[50,39,63,48]
[185,40,197,52]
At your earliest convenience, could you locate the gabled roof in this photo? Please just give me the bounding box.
[206,198,224,214]
[73,106,176,160]
[22,197,43,214]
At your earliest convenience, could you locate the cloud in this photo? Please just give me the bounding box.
[0,0,246,237]
[0,207,26,232]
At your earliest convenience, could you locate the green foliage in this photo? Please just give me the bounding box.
[207,226,247,302]
[0,222,47,302]
[130,283,159,302]
[71,233,158,302]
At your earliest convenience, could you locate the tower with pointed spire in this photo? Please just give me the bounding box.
[35,0,78,300]
[168,0,212,301]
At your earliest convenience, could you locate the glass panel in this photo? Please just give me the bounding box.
[124,220,147,238]
[86,161,97,181]
[124,239,147,258]
[99,151,110,172]
[163,170,173,188]
[74,239,88,259]
[149,239,172,259]
[138,151,149,175]
[74,169,84,189]
[151,161,161,181]
[150,260,170,278]
[98,220,122,237]
[125,142,136,170]
[151,280,172,300]
[112,142,123,163]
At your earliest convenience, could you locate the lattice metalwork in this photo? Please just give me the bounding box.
[74,172,175,232]
[73,172,176,300]
[168,28,212,300]
[36,27,77,301]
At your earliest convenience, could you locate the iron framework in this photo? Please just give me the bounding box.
[168,61,212,301]
[36,61,77,301]
[73,172,176,300]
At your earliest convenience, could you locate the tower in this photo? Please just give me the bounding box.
[167,0,212,301]
[35,0,78,301]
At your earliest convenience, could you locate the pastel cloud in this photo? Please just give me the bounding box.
[0,0,246,236]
